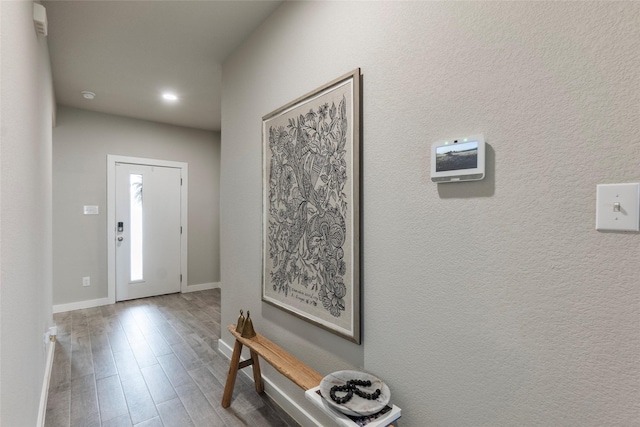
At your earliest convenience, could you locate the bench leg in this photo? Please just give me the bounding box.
[221,340,243,408]
[250,349,264,394]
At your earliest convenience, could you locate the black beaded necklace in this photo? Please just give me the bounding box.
[329,379,382,405]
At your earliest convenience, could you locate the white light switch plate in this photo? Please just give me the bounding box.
[596,183,640,231]
[83,205,99,215]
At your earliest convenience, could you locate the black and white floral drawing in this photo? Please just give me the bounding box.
[262,70,360,343]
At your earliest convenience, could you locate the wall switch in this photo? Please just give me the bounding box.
[82,276,91,287]
[596,183,640,231]
[83,205,99,215]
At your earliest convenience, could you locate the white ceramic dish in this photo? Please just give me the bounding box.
[319,370,390,416]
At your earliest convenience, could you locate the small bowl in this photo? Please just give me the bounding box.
[319,370,390,416]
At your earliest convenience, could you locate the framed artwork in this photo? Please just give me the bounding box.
[262,69,361,344]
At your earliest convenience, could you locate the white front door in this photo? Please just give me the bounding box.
[115,162,182,301]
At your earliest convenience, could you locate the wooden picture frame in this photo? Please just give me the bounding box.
[262,69,361,344]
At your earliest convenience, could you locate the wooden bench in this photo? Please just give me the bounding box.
[221,324,323,408]
[221,324,397,426]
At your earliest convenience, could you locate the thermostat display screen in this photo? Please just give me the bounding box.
[430,134,485,183]
[435,141,479,172]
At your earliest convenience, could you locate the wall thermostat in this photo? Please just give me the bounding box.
[431,134,485,183]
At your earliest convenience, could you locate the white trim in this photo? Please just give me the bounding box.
[37,339,56,427]
[107,155,188,303]
[52,283,218,313]
[218,337,234,358]
[217,339,324,427]
[53,297,111,313]
[183,282,220,293]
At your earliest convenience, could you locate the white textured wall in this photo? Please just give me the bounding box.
[221,2,640,426]
[0,1,54,425]
[53,107,220,305]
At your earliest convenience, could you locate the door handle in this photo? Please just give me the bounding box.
[117,236,124,242]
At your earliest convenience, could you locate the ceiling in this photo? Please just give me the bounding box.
[42,0,284,131]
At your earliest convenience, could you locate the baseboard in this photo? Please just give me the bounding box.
[37,338,56,426]
[217,339,324,427]
[53,297,111,313]
[183,282,220,293]
[52,283,220,313]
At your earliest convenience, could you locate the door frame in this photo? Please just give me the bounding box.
[107,154,188,304]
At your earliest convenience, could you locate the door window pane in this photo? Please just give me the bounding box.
[130,174,143,282]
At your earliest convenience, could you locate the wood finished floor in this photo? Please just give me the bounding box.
[45,289,299,427]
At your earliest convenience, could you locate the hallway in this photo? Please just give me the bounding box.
[45,289,297,427]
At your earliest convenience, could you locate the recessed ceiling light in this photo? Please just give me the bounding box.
[81,91,96,100]
[162,93,178,101]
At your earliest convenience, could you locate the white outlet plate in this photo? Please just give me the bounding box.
[82,276,90,286]
[596,183,640,231]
